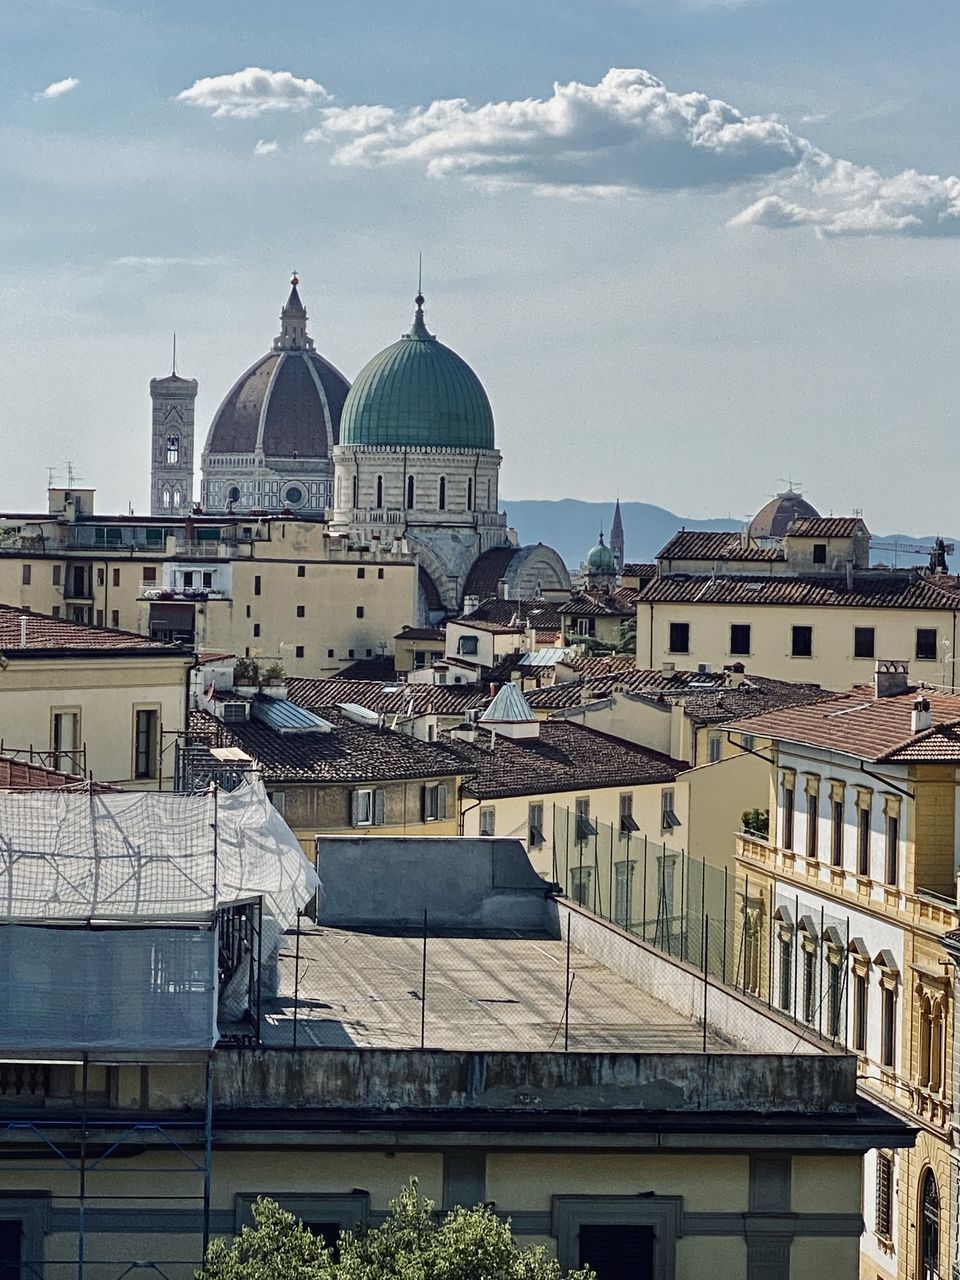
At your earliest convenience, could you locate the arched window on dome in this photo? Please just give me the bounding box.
[352,475,359,509]
[438,476,446,511]
[376,475,383,509]
[166,434,180,465]
[466,478,473,511]
[406,476,415,510]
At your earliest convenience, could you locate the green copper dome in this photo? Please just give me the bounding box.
[586,534,616,573]
[340,296,495,450]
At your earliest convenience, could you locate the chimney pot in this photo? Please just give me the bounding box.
[874,659,910,699]
[912,694,933,735]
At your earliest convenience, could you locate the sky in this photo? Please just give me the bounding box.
[3,0,960,533]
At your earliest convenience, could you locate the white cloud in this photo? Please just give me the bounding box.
[36,77,80,100]
[177,67,328,119]
[111,255,227,267]
[254,139,279,155]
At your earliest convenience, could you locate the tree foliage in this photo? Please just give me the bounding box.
[198,1181,594,1280]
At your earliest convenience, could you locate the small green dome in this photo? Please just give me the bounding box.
[586,536,616,573]
[340,296,495,450]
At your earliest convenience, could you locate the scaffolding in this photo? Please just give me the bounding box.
[0,778,318,1280]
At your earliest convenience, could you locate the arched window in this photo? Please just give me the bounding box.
[352,474,359,508]
[376,475,383,508]
[919,997,932,1087]
[438,476,446,510]
[161,487,171,510]
[173,488,182,510]
[466,478,473,511]
[406,476,415,510]
[930,1002,943,1091]
[920,1169,940,1280]
[166,434,180,465]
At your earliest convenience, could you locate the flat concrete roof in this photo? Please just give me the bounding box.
[259,924,729,1053]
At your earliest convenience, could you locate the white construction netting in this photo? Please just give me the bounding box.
[0,777,318,926]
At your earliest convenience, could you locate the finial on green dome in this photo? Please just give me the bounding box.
[406,286,435,341]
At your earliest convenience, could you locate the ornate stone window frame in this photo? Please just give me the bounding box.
[0,1194,50,1276]
[551,1194,683,1280]
[234,1191,370,1236]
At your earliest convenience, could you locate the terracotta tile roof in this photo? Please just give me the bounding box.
[675,676,830,726]
[443,720,686,799]
[565,655,638,678]
[456,598,564,631]
[0,755,85,788]
[561,588,636,618]
[0,603,184,655]
[787,517,869,538]
[728,683,960,762]
[287,676,487,717]
[449,617,524,634]
[189,707,463,784]
[622,563,657,581]
[394,627,446,641]
[638,572,960,611]
[657,531,785,562]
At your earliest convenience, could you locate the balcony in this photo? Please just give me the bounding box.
[140,585,229,602]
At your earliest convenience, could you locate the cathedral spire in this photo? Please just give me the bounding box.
[610,498,625,573]
[276,272,314,351]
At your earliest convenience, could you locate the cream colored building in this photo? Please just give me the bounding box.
[638,515,960,691]
[729,663,960,1280]
[0,604,191,787]
[0,489,418,678]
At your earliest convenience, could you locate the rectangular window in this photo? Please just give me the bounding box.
[575,795,596,843]
[570,866,593,908]
[729,623,751,655]
[707,731,722,763]
[614,860,635,927]
[295,645,304,658]
[779,937,793,1012]
[143,566,157,583]
[740,733,755,752]
[52,711,79,770]
[356,606,364,618]
[831,798,844,866]
[21,565,30,586]
[827,959,842,1038]
[881,986,896,1067]
[916,628,937,660]
[202,572,213,589]
[297,565,306,578]
[357,567,365,579]
[96,567,104,588]
[422,783,447,823]
[0,1219,22,1280]
[528,802,544,848]
[297,605,305,618]
[782,782,795,851]
[111,609,119,628]
[660,788,680,831]
[854,626,875,659]
[183,571,194,588]
[806,792,819,859]
[352,788,374,827]
[812,543,827,564]
[378,567,384,579]
[619,792,638,834]
[802,947,816,1023]
[857,805,871,877]
[668,621,689,654]
[327,648,334,658]
[875,1154,893,1240]
[791,625,813,657]
[254,575,262,597]
[52,564,61,586]
[51,606,61,619]
[112,568,120,588]
[853,972,868,1052]
[457,635,479,655]
[885,813,899,885]
[253,624,260,638]
[95,609,103,627]
[479,807,496,836]
[134,709,158,779]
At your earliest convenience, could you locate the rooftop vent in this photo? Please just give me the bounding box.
[875,658,910,700]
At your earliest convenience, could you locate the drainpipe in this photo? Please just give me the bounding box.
[648,601,654,668]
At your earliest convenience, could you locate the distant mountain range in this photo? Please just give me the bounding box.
[500,498,953,570]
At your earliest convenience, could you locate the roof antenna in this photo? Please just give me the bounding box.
[172,332,177,377]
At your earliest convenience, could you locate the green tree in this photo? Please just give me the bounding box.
[198,1181,594,1280]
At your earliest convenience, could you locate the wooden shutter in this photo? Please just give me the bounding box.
[437,784,447,820]
[350,790,361,827]
[373,789,385,826]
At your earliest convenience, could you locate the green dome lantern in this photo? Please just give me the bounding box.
[340,294,495,450]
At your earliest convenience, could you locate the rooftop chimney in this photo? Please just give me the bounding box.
[912,694,933,735]
[19,615,27,648]
[875,658,910,699]
[662,660,676,677]
[462,594,480,617]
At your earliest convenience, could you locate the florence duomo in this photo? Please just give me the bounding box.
[151,273,569,618]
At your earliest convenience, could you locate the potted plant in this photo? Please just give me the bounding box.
[260,660,287,698]
[233,657,259,690]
